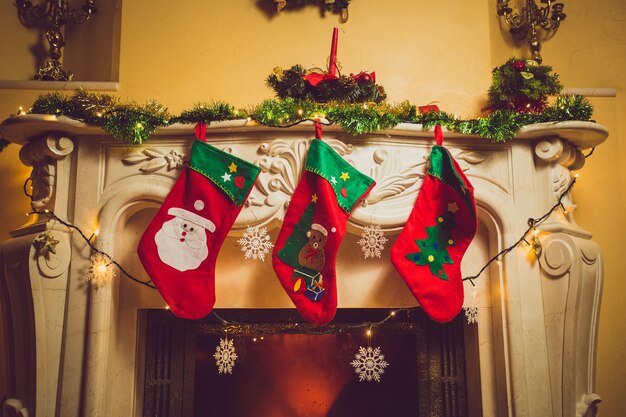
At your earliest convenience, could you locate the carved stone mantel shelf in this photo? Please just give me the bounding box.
[0,115,607,417]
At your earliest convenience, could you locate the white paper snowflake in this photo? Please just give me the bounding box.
[464,306,479,324]
[214,337,238,374]
[351,346,389,382]
[357,225,388,259]
[237,226,274,261]
[464,285,479,324]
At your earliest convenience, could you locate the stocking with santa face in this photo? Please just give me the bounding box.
[272,123,375,325]
[138,133,260,319]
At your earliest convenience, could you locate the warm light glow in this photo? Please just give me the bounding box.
[94,228,100,237]
[253,337,257,342]
[246,117,252,122]
[165,305,170,310]
[85,253,116,287]
[532,228,540,237]
[363,103,368,109]
[136,122,143,128]
[297,109,304,116]
[366,329,372,336]
[574,173,579,178]
[96,112,102,118]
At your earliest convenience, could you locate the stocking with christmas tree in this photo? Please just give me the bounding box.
[138,124,260,319]
[391,125,477,323]
[273,122,375,325]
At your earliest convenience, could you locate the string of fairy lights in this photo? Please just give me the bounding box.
[22,141,593,337]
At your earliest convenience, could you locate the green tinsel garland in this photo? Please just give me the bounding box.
[17,90,594,144]
[30,90,170,144]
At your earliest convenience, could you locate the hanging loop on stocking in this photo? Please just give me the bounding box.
[195,122,207,142]
[434,124,444,146]
[314,119,323,140]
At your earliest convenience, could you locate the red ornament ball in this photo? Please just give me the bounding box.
[513,60,526,71]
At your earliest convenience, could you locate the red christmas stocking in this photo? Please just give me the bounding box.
[391,125,477,322]
[138,124,260,319]
[273,123,375,325]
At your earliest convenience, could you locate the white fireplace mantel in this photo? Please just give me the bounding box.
[0,115,607,417]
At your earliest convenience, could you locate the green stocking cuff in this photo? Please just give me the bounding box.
[305,139,375,213]
[189,139,261,207]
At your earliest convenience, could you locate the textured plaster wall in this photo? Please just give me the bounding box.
[0,0,624,415]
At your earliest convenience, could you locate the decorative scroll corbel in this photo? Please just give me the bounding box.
[535,137,586,225]
[19,135,74,211]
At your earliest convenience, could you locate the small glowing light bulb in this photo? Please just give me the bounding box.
[532,228,539,237]
[363,103,368,110]
[297,109,304,116]
[253,337,257,342]
[260,336,264,340]
[96,112,102,117]
[574,173,579,178]
[94,228,100,237]
[390,311,396,316]
[366,329,372,336]
[136,122,143,128]
[165,305,170,310]
[44,209,50,213]
[96,264,108,274]
[246,117,252,122]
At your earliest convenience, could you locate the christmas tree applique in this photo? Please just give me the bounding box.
[405,205,457,281]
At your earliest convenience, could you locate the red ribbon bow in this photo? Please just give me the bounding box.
[304,72,339,87]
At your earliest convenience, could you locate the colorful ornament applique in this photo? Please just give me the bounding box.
[154,201,216,272]
[357,224,388,259]
[237,226,274,261]
[277,198,337,303]
[32,229,60,257]
[214,337,238,374]
[405,207,457,281]
[351,345,389,382]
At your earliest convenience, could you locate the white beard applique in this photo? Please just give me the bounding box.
[154,206,216,272]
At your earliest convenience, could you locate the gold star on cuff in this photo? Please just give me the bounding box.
[340,172,350,181]
[228,162,238,173]
[447,202,459,213]
[311,193,318,203]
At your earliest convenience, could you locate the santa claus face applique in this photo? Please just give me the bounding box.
[154,200,216,272]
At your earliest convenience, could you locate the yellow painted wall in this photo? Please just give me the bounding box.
[0,0,624,415]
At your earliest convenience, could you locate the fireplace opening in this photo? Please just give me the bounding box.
[139,309,473,417]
